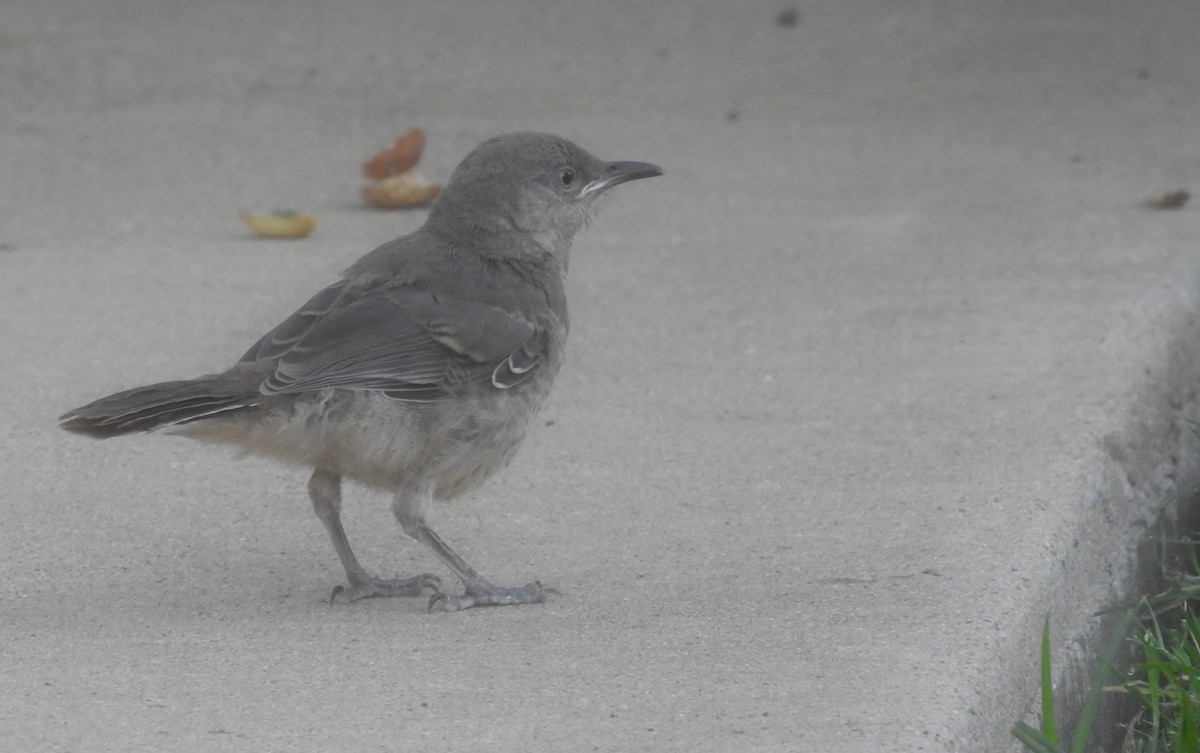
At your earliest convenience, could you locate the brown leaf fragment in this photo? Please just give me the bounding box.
[1143,189,1190,210]
[363,128,426,179]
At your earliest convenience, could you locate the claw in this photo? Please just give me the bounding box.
[429,581,557,611]
[328,573,442,604]
[427,591,448,613]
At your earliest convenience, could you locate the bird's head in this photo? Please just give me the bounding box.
[426,132,662,263]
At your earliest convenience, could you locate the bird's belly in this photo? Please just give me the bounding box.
[245,388,544,497]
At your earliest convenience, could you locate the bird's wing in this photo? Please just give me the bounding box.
[245,286,544,401]
[240,281,352,364]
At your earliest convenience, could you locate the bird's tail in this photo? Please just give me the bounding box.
[59,376,257,439]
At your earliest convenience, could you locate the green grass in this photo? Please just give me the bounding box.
[1013,541,1200,753]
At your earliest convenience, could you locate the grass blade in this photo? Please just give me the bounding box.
[1070,608,1136,753]
[1011,721,1067,753]
[1040,616,1059,745]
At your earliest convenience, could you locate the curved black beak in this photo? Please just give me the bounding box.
[583,161,663,197]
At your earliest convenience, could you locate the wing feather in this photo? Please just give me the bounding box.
[249,287,544,400]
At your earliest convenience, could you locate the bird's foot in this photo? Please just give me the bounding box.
[329,572,441,604]
[427,579,557,612]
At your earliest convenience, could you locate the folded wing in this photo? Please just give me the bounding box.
[242,285,545,401]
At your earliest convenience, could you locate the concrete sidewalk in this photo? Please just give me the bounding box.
[3,1,1200,750]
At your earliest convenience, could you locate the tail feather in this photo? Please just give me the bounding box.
[59,378,257,439]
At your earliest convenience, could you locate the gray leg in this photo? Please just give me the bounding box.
[392,486,554,612]
[308,469,440,604]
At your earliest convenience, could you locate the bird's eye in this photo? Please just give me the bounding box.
[558,168,575,188]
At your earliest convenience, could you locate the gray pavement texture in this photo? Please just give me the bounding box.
[3,1,1200,751]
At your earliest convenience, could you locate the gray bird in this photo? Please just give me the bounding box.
[60,132,661,611]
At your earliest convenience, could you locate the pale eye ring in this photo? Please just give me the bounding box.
[558,168,575,187]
